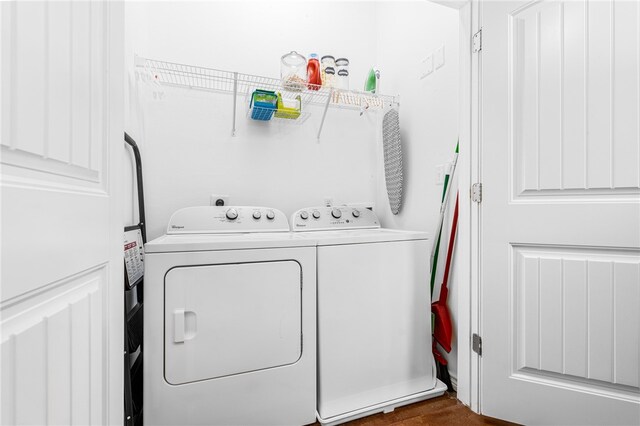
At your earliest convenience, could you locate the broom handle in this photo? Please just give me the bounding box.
[430,174,450,296]
[431,147,459,267]
[439,193,459,304]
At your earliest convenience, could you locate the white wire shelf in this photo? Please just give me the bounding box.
[135,55,397,139]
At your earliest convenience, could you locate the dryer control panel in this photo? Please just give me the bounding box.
[167,206,289,234]
[291,205,380,231]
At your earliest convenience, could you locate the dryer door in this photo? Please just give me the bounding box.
[164,261,302,385]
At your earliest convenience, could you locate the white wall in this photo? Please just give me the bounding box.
[374,1,460,381]
[124,0,461,381]
[125,1,381,239]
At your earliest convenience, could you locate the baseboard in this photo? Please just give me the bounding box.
[450,373,457,392]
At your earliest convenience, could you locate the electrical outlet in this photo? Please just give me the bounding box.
[444,160,453,175]
[210,194,229,206]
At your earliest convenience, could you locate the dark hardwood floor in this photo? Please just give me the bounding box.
[315,392,517,426]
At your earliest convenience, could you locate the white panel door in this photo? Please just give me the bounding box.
[480,0,640,424]
[1,2,123,425]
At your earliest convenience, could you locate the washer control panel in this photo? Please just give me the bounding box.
[167,206,289,234]
[291,206,380,231]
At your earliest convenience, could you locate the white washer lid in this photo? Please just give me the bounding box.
[292,228,429,246]
[145,232,316,253]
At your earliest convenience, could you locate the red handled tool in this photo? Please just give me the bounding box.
[432,192,459,354]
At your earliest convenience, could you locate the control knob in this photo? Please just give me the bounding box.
[312,210,321,219]
[300,211,309,220]
[331,208,342,219]
[252,211,262,220]
[352,209,360,218]
[266,210,276,220]
[226,208,238,220]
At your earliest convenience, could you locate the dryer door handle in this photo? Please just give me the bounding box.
[174,309,197,343]
[174,309,185,343]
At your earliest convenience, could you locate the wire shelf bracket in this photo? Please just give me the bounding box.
[232,72,238,137]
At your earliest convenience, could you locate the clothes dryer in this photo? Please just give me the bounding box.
[144,206,317,426]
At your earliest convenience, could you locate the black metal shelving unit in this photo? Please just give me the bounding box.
[124,132,146,426]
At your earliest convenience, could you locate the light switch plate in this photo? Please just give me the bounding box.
[426,54,434,75]
[435,45,445,69]
[419,55,434,79]
[418,63,426,80]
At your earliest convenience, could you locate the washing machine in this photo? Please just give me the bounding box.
[144,206,317,426]
[291,205,447,425]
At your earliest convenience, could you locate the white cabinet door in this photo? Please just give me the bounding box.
[480,1,640,424]
[1,2,123,424]
[317,240,433,419]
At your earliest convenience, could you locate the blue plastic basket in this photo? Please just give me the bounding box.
[250,90,277,121]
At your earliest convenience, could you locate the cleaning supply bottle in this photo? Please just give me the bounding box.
[307,53,321,90]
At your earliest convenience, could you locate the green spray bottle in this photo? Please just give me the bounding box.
[364,67,380,93]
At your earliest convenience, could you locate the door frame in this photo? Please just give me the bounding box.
[430,0,482,413]
[430,0,478,412]
[468,0,481,414]
[466,0,485,414]
[106,2,125,423]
